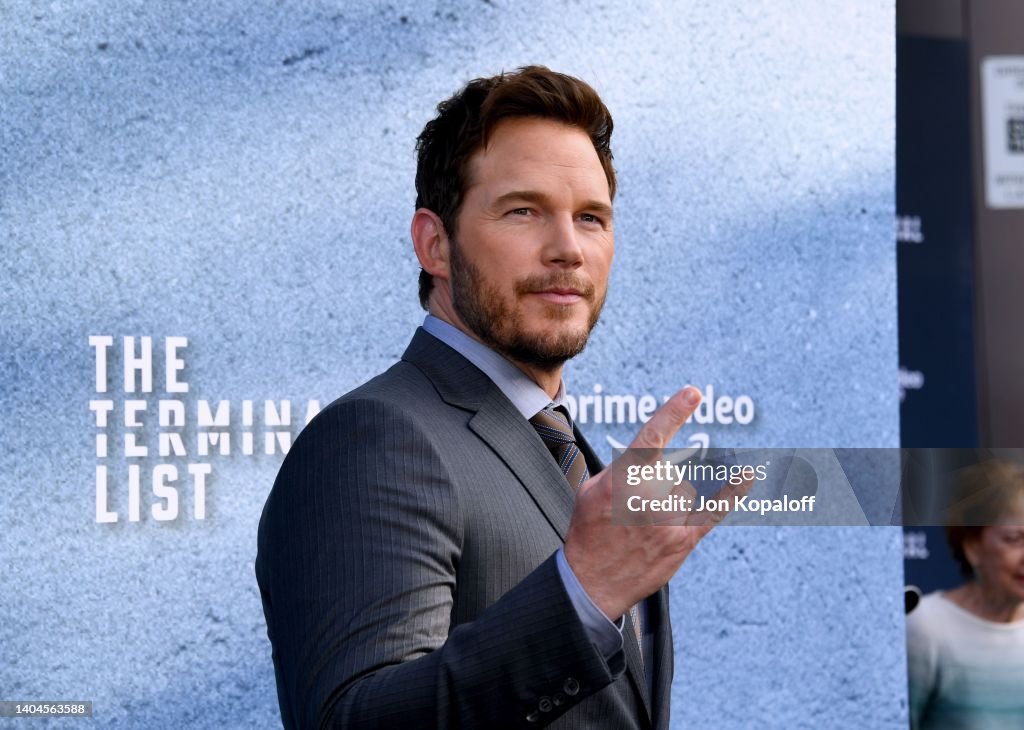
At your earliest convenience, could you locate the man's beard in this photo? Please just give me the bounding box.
[448,238,606,370]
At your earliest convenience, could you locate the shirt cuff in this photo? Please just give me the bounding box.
[555,547,624,659]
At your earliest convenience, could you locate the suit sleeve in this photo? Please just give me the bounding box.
[256,397,625,729]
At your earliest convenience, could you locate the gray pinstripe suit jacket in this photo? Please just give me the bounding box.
[256,328,673,729]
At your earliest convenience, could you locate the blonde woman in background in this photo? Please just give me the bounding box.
[907,460,1024,729]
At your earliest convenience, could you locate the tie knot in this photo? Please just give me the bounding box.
[529,406,576,446]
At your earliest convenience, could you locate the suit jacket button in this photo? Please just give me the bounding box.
[552,693,566,707]
[563,677,580,696]
[526,711,539,723]
[538,696,553,712]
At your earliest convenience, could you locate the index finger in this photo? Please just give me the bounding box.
[630,387,702,454]
[610,386,702,486]
[606,387,703,525]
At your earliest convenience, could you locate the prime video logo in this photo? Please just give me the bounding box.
[561,384,756,453]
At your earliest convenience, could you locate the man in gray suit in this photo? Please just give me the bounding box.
[257,66,736,729]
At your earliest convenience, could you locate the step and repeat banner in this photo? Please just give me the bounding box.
[2,2,901,727]
[896,34,980,599]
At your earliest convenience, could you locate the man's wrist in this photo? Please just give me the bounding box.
[555,548,624,659]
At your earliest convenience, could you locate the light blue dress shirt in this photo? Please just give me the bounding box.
[421,314,625,660]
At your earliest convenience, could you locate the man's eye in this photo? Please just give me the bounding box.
[509,208,531,216]
[580,213,603,224]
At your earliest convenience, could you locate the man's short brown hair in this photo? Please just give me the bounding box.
[414,65,616,309]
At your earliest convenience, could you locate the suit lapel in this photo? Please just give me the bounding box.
[649,586,673,730]
[402,328,575,539]
[468,390,576,540]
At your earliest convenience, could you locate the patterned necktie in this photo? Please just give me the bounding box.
[529,405,589,492]
[529,405,644,666]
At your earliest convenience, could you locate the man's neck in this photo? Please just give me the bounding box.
[507,358,563,401]
[427,307,564,400]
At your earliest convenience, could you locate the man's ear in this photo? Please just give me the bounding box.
[411,209,450,283]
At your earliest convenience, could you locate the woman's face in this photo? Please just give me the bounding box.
[967,496,1024,604]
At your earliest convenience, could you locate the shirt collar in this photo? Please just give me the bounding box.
[422,314,565,419]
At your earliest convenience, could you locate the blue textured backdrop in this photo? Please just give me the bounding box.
[1,1,903,727]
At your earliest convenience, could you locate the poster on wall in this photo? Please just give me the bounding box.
[981,55,1024,209]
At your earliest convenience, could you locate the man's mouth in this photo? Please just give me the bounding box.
[532,288,585,305]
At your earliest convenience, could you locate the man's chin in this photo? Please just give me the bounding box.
[503,329,593,367]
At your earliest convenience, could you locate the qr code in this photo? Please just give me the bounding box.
[1010,117,1024,153]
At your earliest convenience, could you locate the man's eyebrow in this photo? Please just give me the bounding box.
[491,190,614,219]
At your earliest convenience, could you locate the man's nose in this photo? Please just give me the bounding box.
[543,214,584,267]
